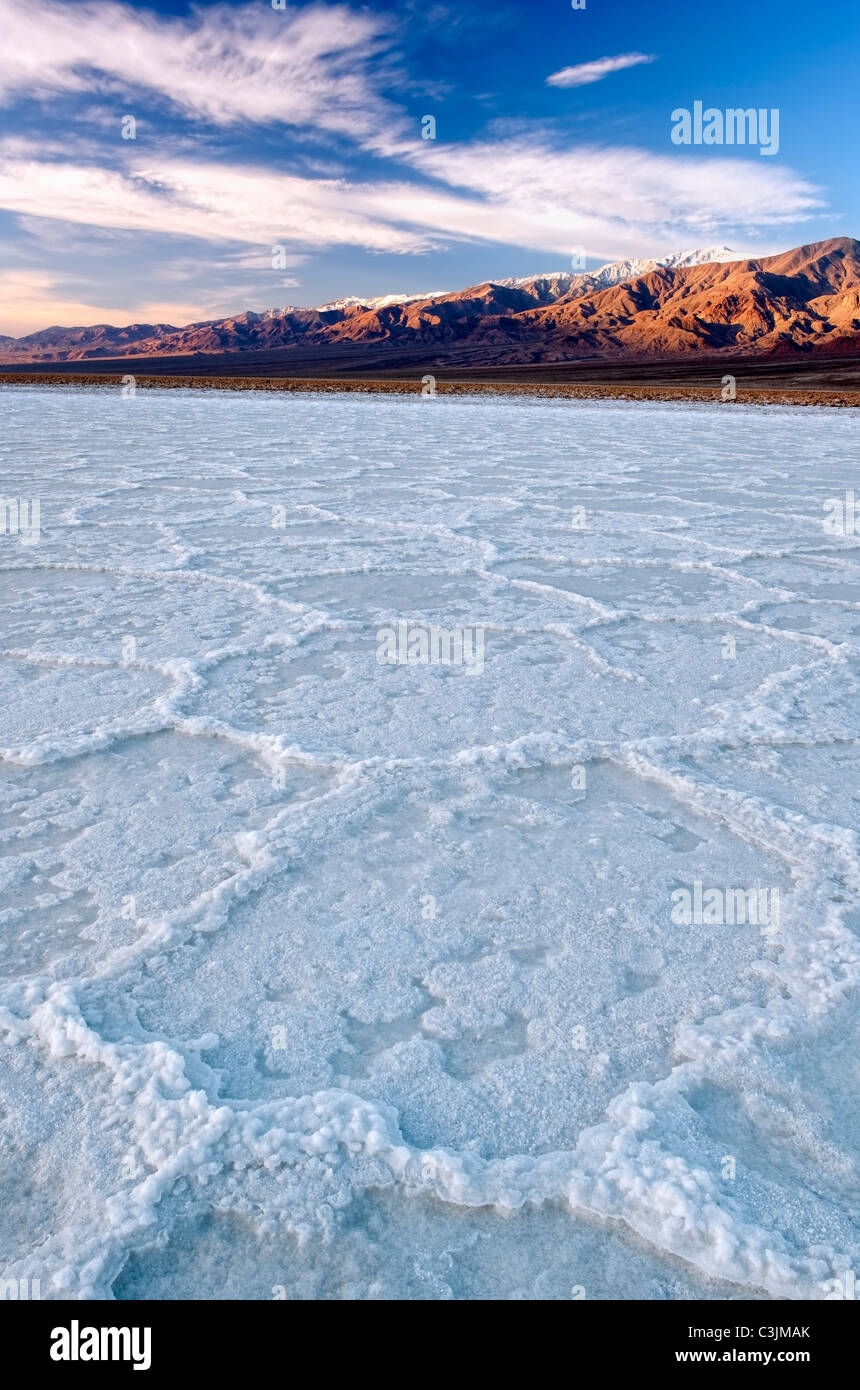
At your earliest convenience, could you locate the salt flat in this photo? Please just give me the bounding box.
[1,385,859,1301]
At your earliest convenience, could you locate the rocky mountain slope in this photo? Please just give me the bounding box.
[2,240,858,364]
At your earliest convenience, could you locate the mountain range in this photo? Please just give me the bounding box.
[2,239,859,367]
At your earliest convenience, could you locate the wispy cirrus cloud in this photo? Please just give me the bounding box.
[0,0,399,139]
[0,152,448,253]
[404,138,822,253]
[0,139,820,274]
[546,53,656,88]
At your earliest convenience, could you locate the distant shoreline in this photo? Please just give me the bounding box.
[1,372,858,408]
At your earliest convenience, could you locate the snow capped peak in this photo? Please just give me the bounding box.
[316,290,445,314]
[495,270,578,290]
[493,248,739,302]
[660,246,738,268]
[263,249,739,321]
[582,246,738,290]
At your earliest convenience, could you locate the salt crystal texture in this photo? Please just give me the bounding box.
[0,385,858,1301]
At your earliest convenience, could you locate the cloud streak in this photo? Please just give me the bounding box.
[0,139,821,276]
[546,53,655,88]
[404,137,823,253]
[0,0,398,139]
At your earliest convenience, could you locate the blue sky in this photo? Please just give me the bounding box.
[0,0,856,334]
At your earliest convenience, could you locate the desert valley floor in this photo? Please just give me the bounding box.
[1,385,859,1300]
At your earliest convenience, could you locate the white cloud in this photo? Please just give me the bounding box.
[401,138,823,258]
[547,54,655,88]
[0,153,436,253]
[0,0,399,139]
[0,138,822,286]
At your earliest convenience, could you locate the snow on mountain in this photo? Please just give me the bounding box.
[316,291,447,314]
[311,253,737,316]
[6,240,859,364]
[495,270,579,291]
[311,255,739,318]
[660,246,738,269]
[495,247,738,301]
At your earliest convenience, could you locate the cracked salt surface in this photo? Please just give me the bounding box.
[1,385,859,1300]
